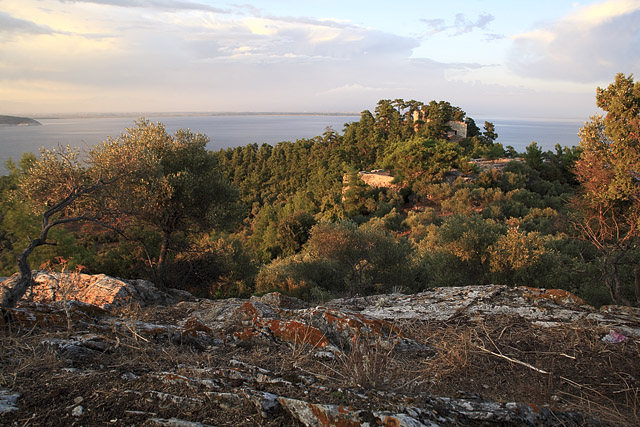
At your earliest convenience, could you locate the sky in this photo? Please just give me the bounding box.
[1,0,639,119]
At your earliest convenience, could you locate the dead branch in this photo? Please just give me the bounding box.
[475,344,549,374]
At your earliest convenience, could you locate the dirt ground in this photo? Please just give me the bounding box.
[1,304,639,426]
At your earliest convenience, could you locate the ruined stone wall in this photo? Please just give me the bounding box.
[447,120,467,138]
[358,170,395,189]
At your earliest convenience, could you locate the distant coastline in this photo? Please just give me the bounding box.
[0,115,41,127]
[9,111,587,123]
[27,112,360,120]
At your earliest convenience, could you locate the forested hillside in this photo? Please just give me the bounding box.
[1,75,638,308]
[0,115,41,126]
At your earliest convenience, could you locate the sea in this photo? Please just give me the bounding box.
[0,115,585,175]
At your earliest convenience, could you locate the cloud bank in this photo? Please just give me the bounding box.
[0,11,56,36]
[509,0,640,82]
[59,0,228,13]
[0,0,631,119]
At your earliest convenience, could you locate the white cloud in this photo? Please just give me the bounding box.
[508,0,640,82]
[420,13,496,37]
[58,0,229,13]
[186,14,418,63]
[0,0,422,114]
[452,13,495,35]
[0,11,57,36]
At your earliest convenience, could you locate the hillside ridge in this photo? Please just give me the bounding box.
[0,115,41,126]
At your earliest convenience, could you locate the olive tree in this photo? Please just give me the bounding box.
[1,120,239,310]
[90,119,239,286]
[1,146,107,309]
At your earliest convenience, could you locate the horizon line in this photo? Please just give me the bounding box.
[6,111,589,123]
[26,112,361,120]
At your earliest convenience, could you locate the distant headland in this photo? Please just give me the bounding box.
[0,115,41,127]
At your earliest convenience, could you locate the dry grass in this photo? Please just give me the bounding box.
[331,333,406,390]
[287,325,323,363]
[0,328,63,390]
[395,316,640,426]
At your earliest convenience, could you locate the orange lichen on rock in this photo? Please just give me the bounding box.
[322,308,401,338]
[381,416,402,427]
[521,287,587,306]
[1,302,107,329]
[181,316,214,338]
[600,305,639,314]
[161,373,190,383]
[234,301,261,321]
[264,319,329,348]
[526,402,541,413]
[309,403,361,427]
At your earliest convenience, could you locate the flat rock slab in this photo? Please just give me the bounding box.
[328,285,640,337]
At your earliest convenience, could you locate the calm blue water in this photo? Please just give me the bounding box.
[0,115,357,175]
[489,118,583,152]
[0,115,584,175]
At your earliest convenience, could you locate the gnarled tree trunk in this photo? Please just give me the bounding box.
[1,180,103,312]
[0,238,39,310]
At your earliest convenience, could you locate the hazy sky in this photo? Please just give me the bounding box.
[1,0,639,119]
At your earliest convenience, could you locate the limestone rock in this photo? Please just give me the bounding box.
[329,285,640,338]
[184,294,427,354]
[277,395,600,427]
[144,417,216,426]
[42,333,116,359]
[1,300,107,328]
[251,291,308,309]
[1,271,192,310]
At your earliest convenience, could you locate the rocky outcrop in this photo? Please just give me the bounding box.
[0,271,193,310]
[180,293,424,356]
[342,169,401,193]
[276,394,597,426]
[327,285,640,338]
[469,158,523,172]
[1,275,639,426]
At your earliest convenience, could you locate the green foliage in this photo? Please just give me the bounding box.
[421,214,505,285]
[255,254,341,301]
[524,142,544,170]
[0,154,90,276]
[482,121,498,142]
[302,221,415,295]
[249,206,316,262]
[488,227,548,284]
[90,119,240,285]
[573,73,640,305]
[1,94,621,309]
[342,170,375,218]
[382,138,464,185]
[170,234,258,299]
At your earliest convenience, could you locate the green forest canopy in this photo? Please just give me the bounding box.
[1,76,638,307]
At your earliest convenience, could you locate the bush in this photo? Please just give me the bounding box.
[305,221,416,295]
[255,255,338,301]
[169,235,258,298]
